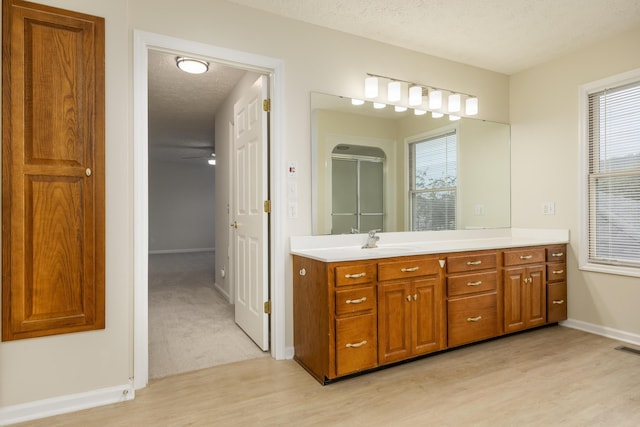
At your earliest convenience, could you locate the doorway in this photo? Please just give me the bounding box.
[133,30,285,390]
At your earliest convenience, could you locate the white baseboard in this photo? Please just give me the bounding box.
[149,247,214,255]
[213,282,231,303]
[0,383,135,426]
[561,318,640,346]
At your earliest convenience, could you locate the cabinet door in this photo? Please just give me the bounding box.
[504,267,526,333]
[2,0,105,341]
[378,282,411,364]
[526,265,546,327]
[412,278,442,355]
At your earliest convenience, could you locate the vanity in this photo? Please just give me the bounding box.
[291,229,568,384]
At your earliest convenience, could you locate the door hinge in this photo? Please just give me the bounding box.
[264,301,272,314]
[264,200,271,213]
[263,99,271,112]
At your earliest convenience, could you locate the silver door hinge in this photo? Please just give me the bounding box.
[264,200,271,213]
[264,301,272,314]
[263,99,271,112]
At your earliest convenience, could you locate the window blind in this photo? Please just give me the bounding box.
[587,80,640,268]
[409,131,457,231]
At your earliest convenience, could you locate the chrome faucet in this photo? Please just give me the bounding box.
[362,229,381,249]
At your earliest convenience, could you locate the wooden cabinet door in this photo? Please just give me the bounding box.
[504,267,526,333]
[378,281,411,364]
[526,265,546,328]
[412,278,442,355]
[2,0,105,340]
[504,265,546,333]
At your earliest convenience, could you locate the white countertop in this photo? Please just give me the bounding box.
[290,228,569,262]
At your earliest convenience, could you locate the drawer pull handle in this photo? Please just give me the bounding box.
[346,340,367,348]
[346,297,367,304]
[401,266,420,272]
[467,281,482,287]
[299,268,306,276]
[345,272,366,279]
[466,260,482,266]
[467,316,483,322]
[552,299,565,305]
[552,269,564,274]
[520,255,533,260]
[552,252,564,257]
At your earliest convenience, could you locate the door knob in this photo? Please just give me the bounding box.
[230,221,238,229]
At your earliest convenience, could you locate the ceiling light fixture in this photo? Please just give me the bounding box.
[448,93,461,113]
[465,97,479,115]
[428,90,443,110]
[414,109,427,116]
[351,98,365,106]
[176,57,209,74]
[408,85,422,106]
[364,76,379,98]
[394,105,407,112]
[373,102,386,109]
[208,153,216,165]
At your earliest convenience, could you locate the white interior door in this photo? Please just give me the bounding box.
[232,75,269,350]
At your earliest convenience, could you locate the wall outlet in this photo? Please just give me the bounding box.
[543,202,555,215]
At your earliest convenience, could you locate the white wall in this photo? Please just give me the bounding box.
[148,159,215,252]
[510,26,640,336]
[2,0,510,414]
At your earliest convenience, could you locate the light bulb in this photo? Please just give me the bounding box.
[449,114,461,121]
[465,97,478,115]
[409,86,422,106]
[414,109,427,116]
[388,81,401,102]
[394,105,407,112]
[364,76,379,98]
[373,102,386,109]
[351,98,365,106]
[428,90,442,109]
[448,93,461,113]
[432,112,444,118]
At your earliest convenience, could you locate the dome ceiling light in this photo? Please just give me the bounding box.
[176,57,209,74]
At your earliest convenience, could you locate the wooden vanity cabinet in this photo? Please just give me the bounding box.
[293,242,568,384]
[503,247,547,333]
[293,255,377,383]
[446,250,500,347]
[546,245,567,322]
[377,256,445,365]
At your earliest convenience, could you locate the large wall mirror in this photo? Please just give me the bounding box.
[311,92,511,235]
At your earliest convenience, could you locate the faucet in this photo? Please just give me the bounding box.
[362,229,381,249]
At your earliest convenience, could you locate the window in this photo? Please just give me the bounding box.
[582,71,640,275]
[409,130,457,231]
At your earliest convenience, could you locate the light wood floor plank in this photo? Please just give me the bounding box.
[16,326,640,426]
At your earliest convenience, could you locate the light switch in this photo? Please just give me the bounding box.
[543,202,555,215]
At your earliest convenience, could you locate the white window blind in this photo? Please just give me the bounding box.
[587,80,640,268]
[409,131,457,231]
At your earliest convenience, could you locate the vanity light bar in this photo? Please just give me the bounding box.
[364,73,479,116]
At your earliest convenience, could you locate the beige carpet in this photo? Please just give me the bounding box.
[148,251,268,379]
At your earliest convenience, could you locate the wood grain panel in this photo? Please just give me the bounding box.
[2,0,104,340]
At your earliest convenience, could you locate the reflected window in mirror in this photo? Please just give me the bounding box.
[409,130,457,231]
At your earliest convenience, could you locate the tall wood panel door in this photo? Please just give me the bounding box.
[2,0,105,340]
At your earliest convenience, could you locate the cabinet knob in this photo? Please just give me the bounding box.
[85,167,92,177]
[406,295,412,302]
[299,268,306,276]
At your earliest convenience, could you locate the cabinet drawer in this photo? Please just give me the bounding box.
[447,293,498,347]
[378,258,441,281]
[447,252,497,274]
[547,282,567,323]
[546,245,566,262]
[547,262,566,283]
[335,286,376,315]
[447,271,497,297]
[335,264,376,287]
[503,248,545,266]
[335,313,378,376]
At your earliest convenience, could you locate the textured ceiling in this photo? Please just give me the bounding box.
[148,50,246,162]
[226,0,640,74]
